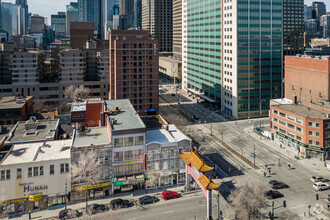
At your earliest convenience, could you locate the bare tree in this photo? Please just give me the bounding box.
[64,85,90,100]
[233,136,246,156]
[146,168,162,195]
[227,177,268,220]
[165,114,190,132]
[71,150,102,208]
[32,100,46,114]
[217,125,227,141]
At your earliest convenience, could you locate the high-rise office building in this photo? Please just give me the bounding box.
[78,0,102,39]
[2,2,24,36]
[0,0,3,32]
[119,0,134,29]
[29,16,44,34]
[102,0,119,38]
[283,0,304,56]
[51,12,66,39]
[134,0,142,29]
[182,0,283,119]
[304,5,312,21]
[172,0,181,58]
[66,2,78,36]
[109,30,159,116]
[70,22,94,49]
[320,14,330,38]
[15,0,28,34]
[142,0,173,53]
[312,2,326,21]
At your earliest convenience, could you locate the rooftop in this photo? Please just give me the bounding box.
[0,96,33,110]
[5,118,60,145]
[72,126,110,148]
[105,99,146,131]
[0,140,71,165]
[274,104,330,120]
[159,56,182,63]
[288,54,330,61]
[146,125,190,144]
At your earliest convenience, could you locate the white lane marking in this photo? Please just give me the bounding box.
[164,211,174,214]
[289,204,308,210]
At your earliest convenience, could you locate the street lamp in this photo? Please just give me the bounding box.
[208,111,217,136]
[259,99,267,140]
[246,136,256,166]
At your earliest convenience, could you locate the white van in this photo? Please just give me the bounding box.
[313,182,329,191]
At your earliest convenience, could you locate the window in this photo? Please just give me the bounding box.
[309,131,313,136]
[316,141,320,146]
[60,164,65,173]
[273,117,278,122]
[279,112,286,117]
[0,170,5,181]
[279,120,286,126]
[17,168,22,179]
[287,115,295,121]
[170,149,175,157]
[28,167,32,177]
[287,132,295,138]
[114,138,123,148]
[296,118,302,124]
[6,170,10,180]
[309,140,313,144]
[114,152,123,162]
[135,150,143,159]
[33,167,38,177]
[104,156,109,164]
[326,132,330,138]
[65,164,69,173]
[316,123,319,128]
[326,123,330,128]
[39,166,44,176]
[135,163,143,173]
[124,151,134,160]
[273,110,278,114]
[279,128,286,134]
[162,150,168,158]
[288,123,294,129]
[124,137,134,147]
[309,122,313,127]
[296,136,302,141]
[163,161,168,169]
[50,165,54,175]
[114,165,123,176]
[135,136,144,145]
[316,132,320,137]
[296,127,302,133]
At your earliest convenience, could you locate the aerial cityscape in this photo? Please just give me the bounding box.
[0,0,330,220]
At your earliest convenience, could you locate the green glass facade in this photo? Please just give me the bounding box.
[186,0,221,102]
[236,0,282,118]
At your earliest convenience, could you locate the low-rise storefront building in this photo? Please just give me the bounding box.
[0,140,72,216]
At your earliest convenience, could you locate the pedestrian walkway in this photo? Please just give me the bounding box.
[4,184,197,220]
[243,125,330,174]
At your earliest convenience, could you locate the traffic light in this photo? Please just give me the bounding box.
[283,200,287,208]
[316,193,319,200]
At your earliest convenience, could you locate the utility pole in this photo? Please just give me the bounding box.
[272,201,275,218]
[253,140,256,166]
[65,178,67,210]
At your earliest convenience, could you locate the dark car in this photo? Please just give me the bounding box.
[86,204,109,215]
[269,180,288,189]
[264,190,284,199]
[139,195,158,205]
[311,176,329,183]
[110,198,130,210]
[162,191,179,200]
[59,209,81,219]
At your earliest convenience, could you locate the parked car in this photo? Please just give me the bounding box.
[59,209,81,219]
[86,204,109,215]
[264,190,284,199]
[313,182,329,191]
[325,198,330,204]
[311,176,329,183]
[139,195,158,205]
[110,198,130,210]
[162,191,179,200]
[269,180,288,189]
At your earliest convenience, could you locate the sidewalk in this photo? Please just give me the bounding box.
[243,125,330,174]
[5,184,198,220]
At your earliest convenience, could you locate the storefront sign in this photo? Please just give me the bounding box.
[276,131,326,151]
[122,161,136,165]
[1,198,27,205]
[29,193,42,201]
[114,178,144,186]
[22,184,48,193]
[73,182,110,191]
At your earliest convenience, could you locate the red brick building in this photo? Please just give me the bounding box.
[70,99,103,127]
[0,96,33,125]
[109,30,159,116]
[285,55,330,106]
[270,99,330,160]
